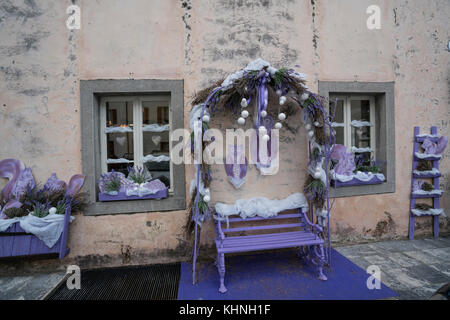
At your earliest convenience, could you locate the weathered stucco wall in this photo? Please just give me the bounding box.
[0,0,448,269]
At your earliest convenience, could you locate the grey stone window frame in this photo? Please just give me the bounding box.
[318,81,395,197]
[80,79,186,215]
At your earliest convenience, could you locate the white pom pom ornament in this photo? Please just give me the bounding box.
[259,126,267,133]
[241,98,248,108]
[49,207,57,215]
[278,113,286,121]
[203,195,210,203]
[308,130,315,138]
[276,89,282,96]
[274,122,282,129]
[305,123,312,130]
[202,115,210,122]
[237,117,245,125]
[260,110,267,117]
[279,96,287,105]
[262,134,270,142]
[241,110,249,118]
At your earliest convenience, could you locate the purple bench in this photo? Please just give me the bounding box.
[214,207,327,293]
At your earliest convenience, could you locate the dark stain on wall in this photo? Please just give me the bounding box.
[0,0,42,23]
[373,211,396,237]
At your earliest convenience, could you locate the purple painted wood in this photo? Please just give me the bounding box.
[0,206,72,259]
[411,193,442,199]
[332,175,384,187]
[415,136,439,143]
[412,172,441,179]
[409,126,441,240]
[431,127,440,238]
[414,154,441,161]
[214,208,327,293]
[98,188,167,202]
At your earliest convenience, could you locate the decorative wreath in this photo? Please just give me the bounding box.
[187,59,336,264]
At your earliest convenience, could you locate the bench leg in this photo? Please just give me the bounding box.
[217,252,227,293]
[316,245,327,281]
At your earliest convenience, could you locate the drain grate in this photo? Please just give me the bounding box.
[46,263,181,300]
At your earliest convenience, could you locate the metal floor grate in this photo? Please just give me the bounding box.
[46,263,180,300]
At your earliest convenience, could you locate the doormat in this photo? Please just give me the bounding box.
[178,249,398,300]
[46,263,180,300]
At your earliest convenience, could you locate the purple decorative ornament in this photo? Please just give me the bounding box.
[422,136,448,155]
[0,158,25,201]
[44,173,67,192]
[66,174,85,197]
[10,167,35,200]
[225,144,248,189]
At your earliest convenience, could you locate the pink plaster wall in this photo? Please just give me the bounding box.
[0,0,448,268]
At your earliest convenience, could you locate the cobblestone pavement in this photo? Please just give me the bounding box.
[0,236,448,300]
[335,236,450,300]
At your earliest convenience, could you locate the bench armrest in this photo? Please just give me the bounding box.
[298,208,323,235]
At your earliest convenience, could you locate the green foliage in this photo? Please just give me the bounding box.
[354,165,382,174]
[272,68,288,86]
[104,178,121,193]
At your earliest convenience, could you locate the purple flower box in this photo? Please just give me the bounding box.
[0,206,71,259]
[98,188,168,202]
[331,175,384,187]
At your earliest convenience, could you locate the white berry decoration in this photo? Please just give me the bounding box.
[241,98,248,108]
[241,110,249,118]
[305,123,312,130]
[262,134,270,142]
[276,89,282,96]
[314,170,321,179]
[308,130,314,138]
[203,194,210,203]
[237,117,245,125]
[202,114,210,122]
[260,110,267,117]
[274,122,282,129]
[259,125,267,133]
[279,96,287,105]
[278,113,286,121]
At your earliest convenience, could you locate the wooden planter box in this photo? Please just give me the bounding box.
[0,206,71,259]
[331,175,384,187]
[98,188,168,202]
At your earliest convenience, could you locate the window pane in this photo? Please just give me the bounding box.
[350,100,370,122]
[350,99,371,149]
[142,101,170,186]
[105,101,134,173]
[333,127,345,145]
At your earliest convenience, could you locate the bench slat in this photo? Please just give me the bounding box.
[216,235,323,253]
[219,234,317,249]
[222,223,303,233]
[221,230,315,242]
[225,213,301,223]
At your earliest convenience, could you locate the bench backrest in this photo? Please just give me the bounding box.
[215,208,312,239]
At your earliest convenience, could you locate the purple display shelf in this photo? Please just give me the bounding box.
[409,126,441,240]
[412,172,441,179]
[414,136,439,143]
[0,206,71,259]
[331,175,384,187]
[98,188,168,202]
[414,154,441,161]
[411,192,442,199]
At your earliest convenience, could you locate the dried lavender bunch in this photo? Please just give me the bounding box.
[100,171,122,193]
[31,200,51,218]
[415,203,432,210]
[304,178,326,209]
[127,166,152,184]
[421,182,434,192]
[3,207,27,218]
